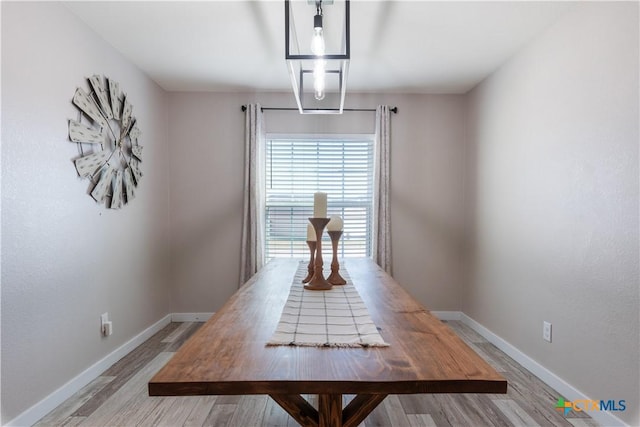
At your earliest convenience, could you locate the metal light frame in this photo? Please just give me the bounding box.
[285,0,350,114]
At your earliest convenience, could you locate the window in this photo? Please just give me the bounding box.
[265,135,374,260]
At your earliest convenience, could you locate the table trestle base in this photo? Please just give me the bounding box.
[270,393,388,427]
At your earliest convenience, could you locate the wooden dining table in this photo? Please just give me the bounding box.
[148,258,507,427]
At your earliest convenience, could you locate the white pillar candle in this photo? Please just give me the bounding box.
[327,215,344,231]
[313,192,327,218]
[306,223,316,241]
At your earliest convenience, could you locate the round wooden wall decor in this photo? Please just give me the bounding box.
[68,74,142,209]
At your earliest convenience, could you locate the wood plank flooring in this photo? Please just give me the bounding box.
[35,321,599,426]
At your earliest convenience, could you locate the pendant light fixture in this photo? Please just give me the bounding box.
[285,0,350,114]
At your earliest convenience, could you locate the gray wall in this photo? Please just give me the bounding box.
[1,3,171,423]
[167,92,468,313]
[466,3,639,425]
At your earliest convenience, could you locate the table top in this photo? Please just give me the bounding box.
[149,258,507,396]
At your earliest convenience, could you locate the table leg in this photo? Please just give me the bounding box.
[318,394,343,427]
[269,393,387,427]
[342,394,388,427]
[270,394,319,427]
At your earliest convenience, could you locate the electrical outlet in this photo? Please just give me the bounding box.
[543,321,552,343]
[101,313,112,336]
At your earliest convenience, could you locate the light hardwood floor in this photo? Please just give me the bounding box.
[35,321,598,426]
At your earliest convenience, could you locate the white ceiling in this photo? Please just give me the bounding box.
[64,1,574,94]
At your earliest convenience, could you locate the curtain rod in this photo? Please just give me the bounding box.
[241,105,398,114]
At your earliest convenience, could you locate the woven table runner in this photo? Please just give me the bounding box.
[267,261,389,348]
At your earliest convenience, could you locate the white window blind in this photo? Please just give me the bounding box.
[265,135,374,260]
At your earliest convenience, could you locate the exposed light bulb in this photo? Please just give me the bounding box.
[313,60,325,78]
[311,27,325,56]
[312,4,325,101]
[313,60,325,100]
[311,6,325,56]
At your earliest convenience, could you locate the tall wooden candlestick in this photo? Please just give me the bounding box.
[304,218,332,291]
[327,230,347,286]
[302,240,316,283]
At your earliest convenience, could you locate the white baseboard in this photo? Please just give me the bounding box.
[459,313,629,427]
[171,312,213,322]
[6,314,172,427]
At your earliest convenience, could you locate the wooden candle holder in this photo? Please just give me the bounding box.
[302,240,316,283]
[327,230,347,286]
[304,218,332,291]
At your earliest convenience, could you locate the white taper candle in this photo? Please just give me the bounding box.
[306,223,316,241]
[313,192,327,218]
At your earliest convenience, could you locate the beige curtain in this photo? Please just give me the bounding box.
[373,105,392,274]
[240,104,265,285]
